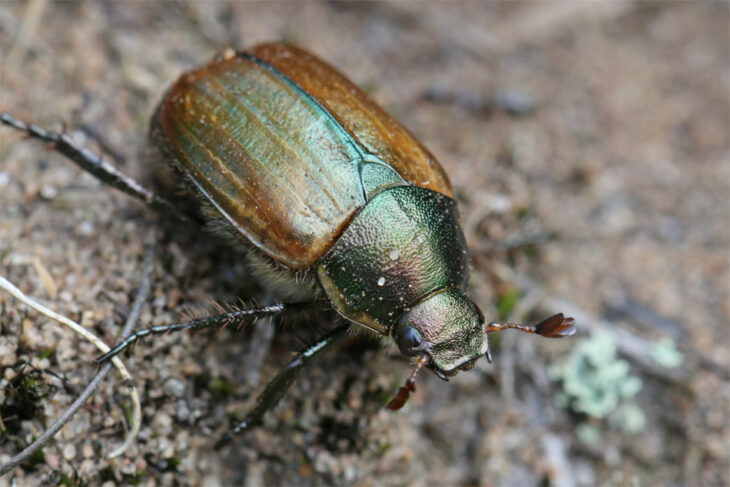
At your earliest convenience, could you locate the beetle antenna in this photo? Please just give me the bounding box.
[485,313,576,338]
[386,354,430,411]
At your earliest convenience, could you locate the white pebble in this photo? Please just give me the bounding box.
[62,443,76,461]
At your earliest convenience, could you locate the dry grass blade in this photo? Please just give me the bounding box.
[0,244,154,473]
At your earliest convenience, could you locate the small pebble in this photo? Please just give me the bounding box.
[135,456,148,471]
[62,443,76,461]
[314,450,339,475]
[77,460,97,478]
[164,378,186,398]
[78,220,95,236]
[493,89,537,116]
[45,452,60,468]
[154,413,173,434]
[40,185,58,200]
[175,399,191,422]
[82,443,94,458]
[344,464,358,483]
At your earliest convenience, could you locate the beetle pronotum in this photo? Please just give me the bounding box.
[2,43,575,445]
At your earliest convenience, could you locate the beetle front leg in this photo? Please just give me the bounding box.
[0,113,191,222]
[215,324,350,449]
[95,302,305,363]
[486,313,576,338]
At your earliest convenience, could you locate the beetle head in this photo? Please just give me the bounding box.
[393,288,489,377]
[387,289,576,410]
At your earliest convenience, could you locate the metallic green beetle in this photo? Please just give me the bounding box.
[1,43,575,441]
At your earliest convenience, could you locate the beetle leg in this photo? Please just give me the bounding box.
[1,113,191,222]
[215,324,350,449]
[486,313,576,338]
[95,302,301,363]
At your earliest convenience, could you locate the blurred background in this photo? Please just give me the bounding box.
[0,2,727,486]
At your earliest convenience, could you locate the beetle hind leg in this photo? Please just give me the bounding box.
[1,113,192,222]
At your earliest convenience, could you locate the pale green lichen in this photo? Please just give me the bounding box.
[650,337,684,368]
[575,423,601,446]
[549,330,645,436]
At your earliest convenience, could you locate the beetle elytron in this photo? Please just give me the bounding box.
[1,43,575,443]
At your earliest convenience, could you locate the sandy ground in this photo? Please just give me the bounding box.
[1,2,728,486]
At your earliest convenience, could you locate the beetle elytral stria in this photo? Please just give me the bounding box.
[1,43,575,444]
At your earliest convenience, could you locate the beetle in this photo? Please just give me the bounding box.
[1,43,575,444]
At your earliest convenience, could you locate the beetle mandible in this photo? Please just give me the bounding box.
[1,43,575,444]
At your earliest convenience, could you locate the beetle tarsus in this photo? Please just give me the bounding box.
[386,354,430,411]
[386,381,416,411]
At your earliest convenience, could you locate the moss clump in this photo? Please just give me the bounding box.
[496,287,520,321]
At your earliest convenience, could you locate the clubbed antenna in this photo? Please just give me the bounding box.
[485,313,576,338]
[535,313,577,338]
[387,354,430,411]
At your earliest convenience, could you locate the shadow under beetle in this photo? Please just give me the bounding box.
[1,43,575,446]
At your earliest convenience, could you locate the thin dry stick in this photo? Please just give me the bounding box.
[0,245,153,474]
[0,276,141,457]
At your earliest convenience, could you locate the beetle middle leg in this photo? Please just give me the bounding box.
[215,324,350,449]
[0,113,191,222]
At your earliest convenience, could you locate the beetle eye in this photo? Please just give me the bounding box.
[396,326,423,356]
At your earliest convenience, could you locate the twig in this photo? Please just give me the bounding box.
[107,244,154,457]
[0,244,154,474]
[0,278,130,377]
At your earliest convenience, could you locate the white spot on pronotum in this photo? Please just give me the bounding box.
[389,249,400,260]
[377,277,386,286]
